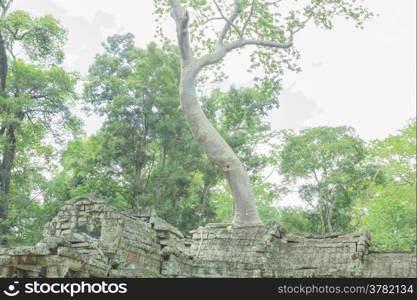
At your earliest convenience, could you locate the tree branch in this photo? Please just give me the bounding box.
[241,0,255,37]
[312,169,322,187]
[0,0,12,17]
[289,3,319,36]
[196,38,293,72]
[202,16,224,25]
[169,0,194,64]
[168,0,183,18]
[227,38,293,50]
[214,0,243,45]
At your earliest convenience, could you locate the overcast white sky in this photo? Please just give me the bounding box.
[13,0,416,205]
[14,0,415,140]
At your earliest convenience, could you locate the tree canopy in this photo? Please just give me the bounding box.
[152,0,373,226]
[0,4,79,245]
[0,1,414,254]
[277,126,374,234]
[48,34,279,232]
[354,119,416,252]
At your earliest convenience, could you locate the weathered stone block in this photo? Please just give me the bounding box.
[0,197,415,278]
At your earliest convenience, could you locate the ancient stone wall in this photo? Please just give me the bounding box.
[0,197,415,278]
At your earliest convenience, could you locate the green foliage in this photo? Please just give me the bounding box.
[277,126,370,234]
[0,10,66,63]
[5,197,61,246]
[355,119,416,252]
[276,207,320,233]
[47,34,279,233]
[202,86,276,175]
[273,120,416,253]
[0,6,79,246]
[360,186,416,252]
[154,0,373,96]
[1,3,413,254]
[80,35,204,231]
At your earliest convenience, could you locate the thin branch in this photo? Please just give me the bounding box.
[196,8,223,25]
[196,38,292,72]
[5,43,15,61]
[312,169,321,187]
[289,3,319,36]
[241,0,255,37]
[202,17,224,25]
[261,165,276,184]
[290,14,314,36]
[228,38,292,50]
[216,0,242,45]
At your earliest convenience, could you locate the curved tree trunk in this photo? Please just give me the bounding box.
[165,0,293,226]
[180,72,261,225]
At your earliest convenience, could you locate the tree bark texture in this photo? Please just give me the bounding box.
[166,0,293,225]
[180,68,261,225]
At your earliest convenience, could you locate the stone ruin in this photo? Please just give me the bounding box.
[0,197,415,278]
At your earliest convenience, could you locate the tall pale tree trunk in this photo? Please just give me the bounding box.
[167,0,292,225]
[179,66,261,225]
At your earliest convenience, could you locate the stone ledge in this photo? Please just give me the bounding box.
[0,197,415,278]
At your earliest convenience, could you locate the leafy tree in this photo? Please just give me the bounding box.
[52,35,201,231]
[154,0,373,225]
[0,2,78,245]
[276,207,320,234]
[83,35,188,207]
[277,126,371,234]
[355,119,416,251]
[49,34,279,231]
